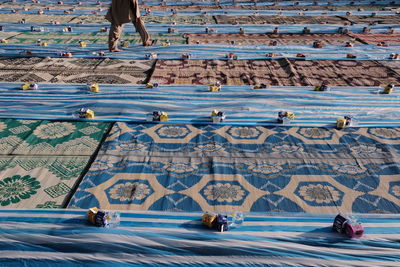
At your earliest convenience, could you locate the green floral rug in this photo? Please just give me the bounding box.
[6,32,186,45]
[0,14,77,23]
[0,119,110,208]
[143,15,215,25]
[68,15,215,25]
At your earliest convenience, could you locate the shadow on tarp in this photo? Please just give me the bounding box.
[299,226,349,244]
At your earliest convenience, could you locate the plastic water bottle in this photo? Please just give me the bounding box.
[282,116,291,125]
[349,117,359,127]
[229,211,244,228]
[105,211,120,228]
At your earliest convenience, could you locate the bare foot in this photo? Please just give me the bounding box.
[143,39,157,46]
[109,48,122,52]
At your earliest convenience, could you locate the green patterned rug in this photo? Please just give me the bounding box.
[0,31,20,41]
[6,32,111,45]
[143,15,215,25]
[5,32,186,45]
[0,14,77,23]
[69,15,215,24]
[69,15,109,24]
[0,119,110,208]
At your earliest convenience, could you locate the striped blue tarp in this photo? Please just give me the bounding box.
[1,0,399,6]
[0,8,398,16]
[1,43,399,60]
[1,23,399,34]
[0,209,399,266]
[0,82,399,127]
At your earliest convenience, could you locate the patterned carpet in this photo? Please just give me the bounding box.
[4,32,187,45]
[380,60,400,74]
[346,15,400,24]
[150,59,297,85]
[214,15,348,25]
[68,15,108,24]
[1,1,400,214]
[226,5,391,11]
[12,10,392,25]
[0,119,110,208]
[0,57,155,84]
[186,33,358,45]
[6,32,113,44]
[1,2,400,266]
[349,33,400,45]
[0,14,77,23]
[50,14,216,24]
[69,122,400,213]
[143,15,216,24]
[150,59,400,86]
[287,59,400,86]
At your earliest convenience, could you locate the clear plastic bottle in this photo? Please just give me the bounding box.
[282,117,291,125]
[229,211,244,228]
[105,211,120,228]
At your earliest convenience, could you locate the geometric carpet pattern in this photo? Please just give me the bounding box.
[0,119,110,208]
[286,58,400,86]
[0,14,215,24]
[0,57,156,84]
[1,2,400,266]
[213,15,349,25]
[186,33,359,45]
[69,122,400,213]
[1,2,400,215]
[349,33,400,45]
[150,59,400,86]
[150,59,297,85]
[346,15,400,25]
[0,14,78,23]
[6,32,186,45]
[213,15,400,25]
[143,15,216,24]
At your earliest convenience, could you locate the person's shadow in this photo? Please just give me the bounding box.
[297,226,350,246]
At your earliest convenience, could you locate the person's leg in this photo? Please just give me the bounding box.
[132,17,153,46]
[108,23,124,52]
[129,0,154,46]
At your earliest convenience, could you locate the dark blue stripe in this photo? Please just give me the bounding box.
[1,217,400,234]
[1,210,399,223]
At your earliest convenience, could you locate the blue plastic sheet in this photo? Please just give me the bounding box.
[1,0,399,6]
[1,42,399,60]
[0,8,397,16]
[1,22,399,34]
[0,209,399,266]
[0,82,399,127]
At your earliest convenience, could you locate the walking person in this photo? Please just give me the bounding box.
[106,0,156,52]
